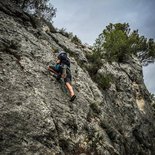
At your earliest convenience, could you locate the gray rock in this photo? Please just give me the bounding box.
[0,1,155,155]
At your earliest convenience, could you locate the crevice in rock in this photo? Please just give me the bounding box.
[118,63,134,83]
[5,48,21,60]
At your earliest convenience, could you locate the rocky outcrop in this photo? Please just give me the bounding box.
[0,1,155,155]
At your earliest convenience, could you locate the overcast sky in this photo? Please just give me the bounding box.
[51,0,155,94]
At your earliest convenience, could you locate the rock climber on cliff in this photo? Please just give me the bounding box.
[48,50,76,102]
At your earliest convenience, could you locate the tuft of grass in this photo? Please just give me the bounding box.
[71,35,82,45]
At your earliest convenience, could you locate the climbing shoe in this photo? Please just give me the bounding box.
[70,95,76,102]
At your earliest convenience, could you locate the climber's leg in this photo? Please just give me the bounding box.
[64,76,76,102]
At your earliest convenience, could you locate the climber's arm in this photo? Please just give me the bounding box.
[61,65,67,78]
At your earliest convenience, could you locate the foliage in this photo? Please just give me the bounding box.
[86,23,155,90]
[71,35,82,45]
[95,73,113,90]
[87,65,112,90]
[148,38,155,57]
[86,49,103,75]
[86,49,112,90]
[12,0,56,21]
[94,23,155,63]
[58,28,69,37]
[68,32,74,39]
[58,28,82,45]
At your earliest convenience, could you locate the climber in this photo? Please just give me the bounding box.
[48,51,76,102]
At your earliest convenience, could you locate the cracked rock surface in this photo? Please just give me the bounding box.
[0,1,155,155]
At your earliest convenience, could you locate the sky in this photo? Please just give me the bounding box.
[51,0,155,94]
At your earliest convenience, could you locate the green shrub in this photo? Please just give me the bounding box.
[86,64,99,76]
[86,49,113,90]
[71,35,82,45]
[59,28,70,37]
[95,73,113,90]
[87,66,113,90]
[94,23,155,63]
[86,51,102,64]
[86,49,103,76]
[12,0,56,22]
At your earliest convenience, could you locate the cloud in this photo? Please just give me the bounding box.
[52,0,155,44]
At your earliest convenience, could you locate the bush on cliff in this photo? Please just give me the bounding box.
[12,0,56,21]
[93,23,155,63]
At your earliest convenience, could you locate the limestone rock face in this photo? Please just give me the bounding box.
[0,1,155,155]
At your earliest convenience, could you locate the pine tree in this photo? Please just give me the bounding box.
[94,23,155,63]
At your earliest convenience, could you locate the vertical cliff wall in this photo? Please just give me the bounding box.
[0,1,155,155]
